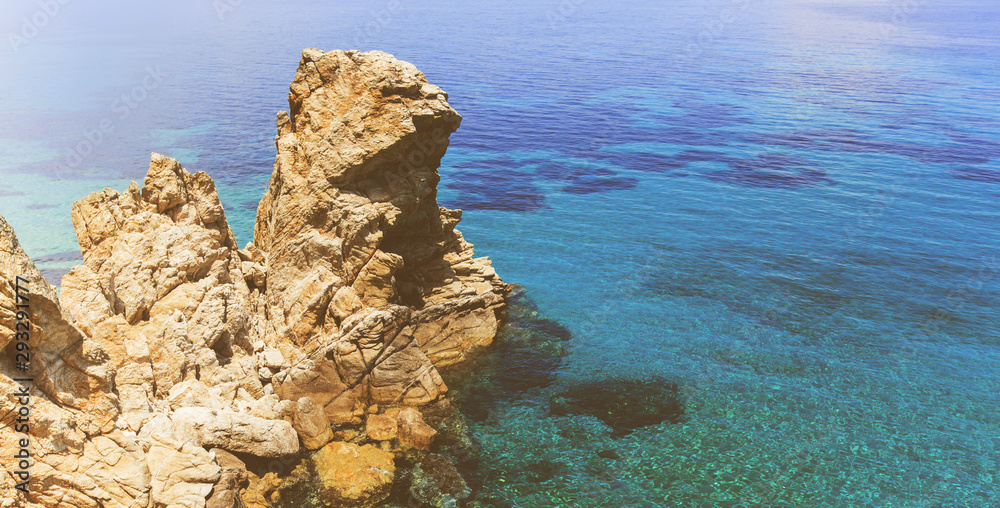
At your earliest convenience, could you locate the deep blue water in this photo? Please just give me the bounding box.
[2,0,999,505]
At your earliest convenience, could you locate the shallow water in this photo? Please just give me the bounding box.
[2,0,999,505]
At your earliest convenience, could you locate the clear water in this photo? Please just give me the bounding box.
[2,0,999,505]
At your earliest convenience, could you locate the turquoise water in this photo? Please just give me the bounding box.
[2,0,999,505]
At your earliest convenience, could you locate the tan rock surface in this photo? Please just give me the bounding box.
[59,154,254,425]
[0,215,118,427]
[312,441,395,507]
[1,162,286,507]
[252,49,507,426]
[206,449,249,508]
[292,397,334,450]
[165,407,299,458]
[365,413,398,441]
[0,215,136,508]
[397,406,438,450]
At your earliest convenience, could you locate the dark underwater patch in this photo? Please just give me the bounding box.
[592,149,831,188]
[445,170,547,212]
[636,245,949,341]
[676,149,739,164]
[533,162,617,181]
[597,449,622,460]
[408,454,472,505]
[549,378,686,436]
[451,93,739,158]
[951,167,1000,183]
[34,250,84,286]
[562,177,639,194]
[650,100,754,129]
[659,127,734,146]
[707,153,833,189]
[443,157,643,208]
[448,195,547,212]
[590,151,684,172]
[522,461,569,483]
[441,286,570,422]
[592,150,733,173]
[739,128,1000,166]
[452,156,520,169]
[39,268,70,287]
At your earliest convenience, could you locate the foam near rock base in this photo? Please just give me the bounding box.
[0,48,507,508]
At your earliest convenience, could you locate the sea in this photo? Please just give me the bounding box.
[1,0,998,506]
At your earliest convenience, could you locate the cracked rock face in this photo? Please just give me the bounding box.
[1,49,506,507]
[255,49,508,425]
[61,153,259,431]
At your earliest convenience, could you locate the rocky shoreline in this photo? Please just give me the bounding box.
[1,49,508,508]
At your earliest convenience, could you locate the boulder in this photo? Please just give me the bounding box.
[166,407,300,458]
[312,442,395,507]
[397,407,437,450]
[292,397,334,450]
[168,378,230,411]
[365,414,398,441]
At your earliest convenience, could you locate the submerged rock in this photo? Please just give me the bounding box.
[409,454,471,508]
[549,378,686,436]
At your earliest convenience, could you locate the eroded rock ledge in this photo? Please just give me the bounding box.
[0,49,507,508]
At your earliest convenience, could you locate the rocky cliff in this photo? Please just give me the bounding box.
[0,49,507,508]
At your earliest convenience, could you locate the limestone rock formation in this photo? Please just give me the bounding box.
[159,408,299,458]
[1,49,507,507]
[0,156,294,508]
[0,214,129,508]
[0,216,118,428]
[292,396,334,450]
[256,49,507,427]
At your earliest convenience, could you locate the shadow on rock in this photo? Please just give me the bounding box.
[549,377,686,436]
